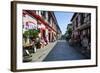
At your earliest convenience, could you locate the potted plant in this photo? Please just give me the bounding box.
[23,29,40,52]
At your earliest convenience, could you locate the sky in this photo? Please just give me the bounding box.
[54,12,74,35]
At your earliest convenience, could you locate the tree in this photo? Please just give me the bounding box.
[67,28,72,35]
[65,28,72,40]
[23,29,40,39]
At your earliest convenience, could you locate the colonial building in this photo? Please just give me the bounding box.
[70,13,91,55]
[71,13,91,42]
[23,10,62,44]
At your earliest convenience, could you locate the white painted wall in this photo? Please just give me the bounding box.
[23,13,37,29]
[0,0,100,73]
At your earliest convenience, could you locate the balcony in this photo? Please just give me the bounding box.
[76,23,90,30]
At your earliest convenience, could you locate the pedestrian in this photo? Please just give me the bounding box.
[35,36,41,49]
[31,39,36,53]
[40,37,45,48]
[44,36,48,45]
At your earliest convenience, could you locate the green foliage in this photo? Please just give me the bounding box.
[67,28,72,35]
[23,29,39,39]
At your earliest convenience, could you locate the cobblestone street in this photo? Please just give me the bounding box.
[43,40,89,61]
[30,41,57,62]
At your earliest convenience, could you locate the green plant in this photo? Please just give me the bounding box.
[23,29,39,39]
[67,28,72,35]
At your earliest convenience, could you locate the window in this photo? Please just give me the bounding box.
[48,15,51,23]
[78,14,81,26]
[76,17,78,27]
[81,13,85,25]
[41,11,46,19]
[88,13,91,23]
[86,13,91,24]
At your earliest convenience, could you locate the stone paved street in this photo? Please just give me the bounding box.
[30,41,57,62]
[43,40,89,61]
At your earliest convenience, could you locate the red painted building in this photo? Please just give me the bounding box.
[23,10,62,45]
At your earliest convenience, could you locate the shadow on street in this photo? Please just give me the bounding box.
[43,40,90,61]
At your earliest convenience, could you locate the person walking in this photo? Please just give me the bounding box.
[31,39,36,53]
[44,36,48,45]
[40,37,45,48]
